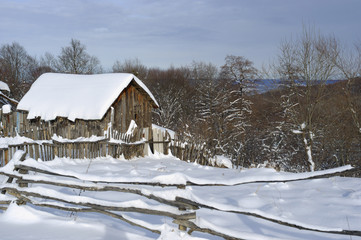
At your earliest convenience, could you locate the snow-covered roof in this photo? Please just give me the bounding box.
[0,81,10,92]
[17,73,159,121]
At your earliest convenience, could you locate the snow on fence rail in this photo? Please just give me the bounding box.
[1,152,360,239]
[0,151,198,236]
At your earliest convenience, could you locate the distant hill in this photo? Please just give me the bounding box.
[253,79,343,93]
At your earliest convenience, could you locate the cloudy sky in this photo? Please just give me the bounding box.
[1,0,360,71]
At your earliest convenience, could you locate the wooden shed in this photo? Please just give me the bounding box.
[16,73,158,140]
[0,81,18,109]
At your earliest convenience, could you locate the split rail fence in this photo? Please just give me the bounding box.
[0,152,360,239]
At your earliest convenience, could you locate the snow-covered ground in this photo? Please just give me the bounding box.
[0,151,360,240]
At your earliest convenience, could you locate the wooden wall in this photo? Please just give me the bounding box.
[112,83,153,134]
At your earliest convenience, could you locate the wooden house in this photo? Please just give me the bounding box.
[16,73,158,140]
[0,81,18,109]
[0,81,19,137]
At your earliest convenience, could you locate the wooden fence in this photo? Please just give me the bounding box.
[0,152,360,239]
[0,109,214,166]
[0,139,144,167]
[152,126,213,165]
[170,140,212,165]
[0,139,212,167]
[0,125,213,167]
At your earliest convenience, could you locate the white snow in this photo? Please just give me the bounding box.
[2,104,11,114]
[0,149,360,239]
[0,135,35,149]
[0,203,155,240]
[0,81,10,92]
[209,155,233,168]
[52,134,106,143]
[15,156,352,186]
[17,73,159,121]
[291,129,302,134]
[152,124,176,139]
[126,120,138,135]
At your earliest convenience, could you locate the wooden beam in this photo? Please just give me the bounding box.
[2,187,195,221]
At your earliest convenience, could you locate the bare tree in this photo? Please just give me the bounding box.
[55,39,102,74]
[272,26,340,171]
[189,61,219,122]
[0,42,38,100]
[188,61,222,151]
[147,66,190,131]
[112,58,148,80]
[219,56,257,165]
[153,87,184,128]
[220,55,258,95]
[335,42,361,136]
[39,52,57,71]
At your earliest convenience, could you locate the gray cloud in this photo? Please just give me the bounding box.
[1,0,360,70]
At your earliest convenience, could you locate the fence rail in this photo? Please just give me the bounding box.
[0,152,360,239]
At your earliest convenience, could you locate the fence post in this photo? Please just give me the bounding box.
[4,149,9,165]
[34,144,40,160]
[1,151,27,194]
[79,143,84,159]
[176,184,188,231]
[67,143,71,158]
[53,143,58,158]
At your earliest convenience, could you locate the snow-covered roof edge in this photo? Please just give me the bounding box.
[0,81,10,92]
[131,75,159,108]
[0,92,18,105]
[17,73,158,121]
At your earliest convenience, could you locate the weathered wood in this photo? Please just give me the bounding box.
[0,200,11,205]
[3,187,194,220]
[1,190,162,235]
[121,93,127,133]
[175,195,361,238]
[16,177,196,210]
[27,144,33,159]
[173,219,244,240]
[2,149,360,239]
[32,201,162,234]
[14,163,357,187]
[13,164,188,187]
[39,144,44,160]
[0,171,21,181]
[1,151,27,193]
[0,150,3,167]
[34,143,40,160]
[67,143,72,158]
[49,144,53,160]
[2,82,154,140]
[4,149,8,165]
[53,144,58,158]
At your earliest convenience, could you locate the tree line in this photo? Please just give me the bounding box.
[1,26,361,172]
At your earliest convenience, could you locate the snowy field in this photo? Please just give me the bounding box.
[0,152,360,240]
